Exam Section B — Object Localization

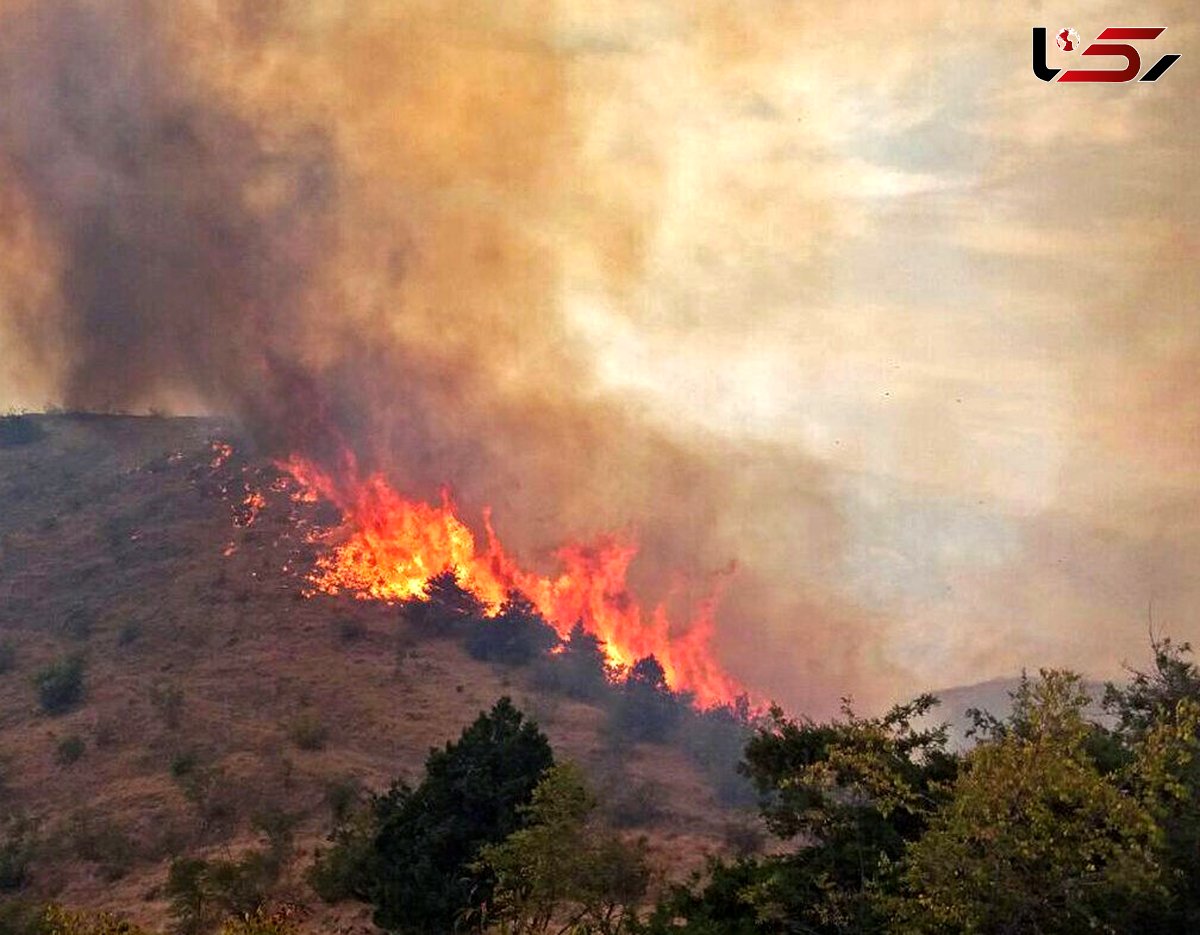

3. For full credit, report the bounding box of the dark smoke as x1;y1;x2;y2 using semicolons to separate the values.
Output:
0;0;343;456
0;0;859;713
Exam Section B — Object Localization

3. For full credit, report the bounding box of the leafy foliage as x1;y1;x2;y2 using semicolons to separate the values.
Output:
474;762;650;935
643;693;957;935
646;651;1200;935
892;671;1162;933
312;697;555;934
308;805;375;904
1105;637;1200;929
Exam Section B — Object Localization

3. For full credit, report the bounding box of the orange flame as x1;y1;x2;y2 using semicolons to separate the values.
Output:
282;455;743;708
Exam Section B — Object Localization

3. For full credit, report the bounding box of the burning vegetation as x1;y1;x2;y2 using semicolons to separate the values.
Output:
281;454;746;709
198;438;748;709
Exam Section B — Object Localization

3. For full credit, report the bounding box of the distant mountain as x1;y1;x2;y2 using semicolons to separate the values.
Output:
923;676;1109;749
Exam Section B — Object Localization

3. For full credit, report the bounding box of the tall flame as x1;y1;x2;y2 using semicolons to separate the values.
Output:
283;455;743;708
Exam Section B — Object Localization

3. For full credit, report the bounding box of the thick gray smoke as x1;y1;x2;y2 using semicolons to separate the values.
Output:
0;1;349;457
0;0;867;713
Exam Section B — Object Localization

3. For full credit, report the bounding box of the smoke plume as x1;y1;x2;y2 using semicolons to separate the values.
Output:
0;0;855;711
3;0;1197;713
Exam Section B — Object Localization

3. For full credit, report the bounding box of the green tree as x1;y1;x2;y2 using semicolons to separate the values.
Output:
474;762;649;935
464;592;560;666
643;694;956;934
369;697;555;933
639;859;765;935
610;657;683;744
892;671;1163;934
1105;638;1200;928
751;695;956;932
407;571;486;630
535;622;612;702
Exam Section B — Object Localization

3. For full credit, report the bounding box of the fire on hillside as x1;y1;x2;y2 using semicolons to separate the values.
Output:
206;440;745;708
281;454;746;709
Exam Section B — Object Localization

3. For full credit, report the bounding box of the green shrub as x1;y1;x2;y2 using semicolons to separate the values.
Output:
34;654;86;715
55;735;86;766
170;750;200;778
0;640;15;675
288;712;328;751
0;899;48;935
250;808;298;871
314;697;554;933
532;621;612;701
66;811;136;882
475;762;650;934
404;571;485;630
166;853;277;935
323;777;363;823
39;906;152;935
309;807;375;904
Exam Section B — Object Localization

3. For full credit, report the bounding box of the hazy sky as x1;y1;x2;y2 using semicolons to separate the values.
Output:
1;0;1197;712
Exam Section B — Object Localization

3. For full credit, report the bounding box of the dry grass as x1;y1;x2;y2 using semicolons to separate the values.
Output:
0;415;744;930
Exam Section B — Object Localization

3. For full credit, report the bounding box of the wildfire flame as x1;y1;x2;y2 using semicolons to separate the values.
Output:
282;455;744;708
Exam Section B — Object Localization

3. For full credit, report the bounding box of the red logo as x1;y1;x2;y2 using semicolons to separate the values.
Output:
1033;27;1180;82
1056;28;1081;52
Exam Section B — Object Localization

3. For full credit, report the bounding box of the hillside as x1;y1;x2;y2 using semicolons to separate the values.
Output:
0;414;752;930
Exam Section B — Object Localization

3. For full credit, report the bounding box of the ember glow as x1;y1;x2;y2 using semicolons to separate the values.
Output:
283;456;744;708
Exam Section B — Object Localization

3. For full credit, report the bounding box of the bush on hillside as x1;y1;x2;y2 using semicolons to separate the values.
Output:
464;591;559;666
34;655;86;715
609;656;684;743
312;697;554;935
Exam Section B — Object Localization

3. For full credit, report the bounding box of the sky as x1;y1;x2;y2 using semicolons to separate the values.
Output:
0;0;1197;713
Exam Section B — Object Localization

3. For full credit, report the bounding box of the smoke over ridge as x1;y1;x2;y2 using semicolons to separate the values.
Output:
2;0;1198;713
0;0;854;711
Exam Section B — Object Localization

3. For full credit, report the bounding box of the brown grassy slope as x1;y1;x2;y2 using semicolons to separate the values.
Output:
0;414;745;930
